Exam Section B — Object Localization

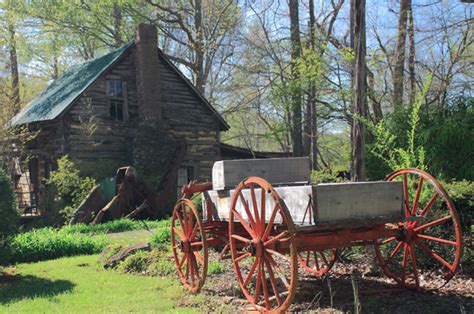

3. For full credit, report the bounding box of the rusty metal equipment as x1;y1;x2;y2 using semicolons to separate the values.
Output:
170;158;463;312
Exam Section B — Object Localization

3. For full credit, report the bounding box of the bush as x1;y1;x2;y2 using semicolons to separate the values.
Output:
443;180;473;235
46;155;97;224
311;167;349;184
116;251;150;274
149;219;171;250
4;228;108;264
0;169;19;237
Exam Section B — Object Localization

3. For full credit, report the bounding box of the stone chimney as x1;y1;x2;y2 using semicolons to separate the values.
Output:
135;23;162;122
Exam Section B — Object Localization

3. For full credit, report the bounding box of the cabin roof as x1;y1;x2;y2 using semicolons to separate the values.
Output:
9;43;229;130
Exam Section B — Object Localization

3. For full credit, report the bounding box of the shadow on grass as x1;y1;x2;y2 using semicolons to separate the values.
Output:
0;275;75;305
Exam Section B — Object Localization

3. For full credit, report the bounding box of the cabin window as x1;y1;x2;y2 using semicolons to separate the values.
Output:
106;79;127;121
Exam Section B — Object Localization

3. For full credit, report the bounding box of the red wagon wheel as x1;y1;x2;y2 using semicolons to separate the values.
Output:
229;177;298;313
298;249;337;276
171;198;208;293
375;168;462;290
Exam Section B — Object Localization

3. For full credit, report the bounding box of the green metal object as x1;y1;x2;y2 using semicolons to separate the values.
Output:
99;177;116;201
9;43;133;127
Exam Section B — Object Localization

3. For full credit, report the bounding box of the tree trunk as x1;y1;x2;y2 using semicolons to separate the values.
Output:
289;0;303;157
112;3;123;48
407;0;416;105
194;0;205;94
351;0;367;182
8;17;20;116
309;0;318;170
392;0;410;107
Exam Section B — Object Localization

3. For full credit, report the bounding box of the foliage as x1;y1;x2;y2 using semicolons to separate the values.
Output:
3;228;108;264
311;166;349;184
208;260;226;275
63;218;161;235
0;168;19;237
364;74;431;176
46;155;97;224
443;180;474;235
421;97;474;181
116;250;149;274
149;219;171;250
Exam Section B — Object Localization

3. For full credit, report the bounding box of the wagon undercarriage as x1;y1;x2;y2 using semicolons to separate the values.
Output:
170;158;462;312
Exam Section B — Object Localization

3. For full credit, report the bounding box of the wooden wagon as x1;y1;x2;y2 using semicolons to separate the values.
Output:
171;158;462;312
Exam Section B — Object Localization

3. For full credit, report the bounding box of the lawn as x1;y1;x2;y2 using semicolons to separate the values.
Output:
0;227;217;313
0;254;207;313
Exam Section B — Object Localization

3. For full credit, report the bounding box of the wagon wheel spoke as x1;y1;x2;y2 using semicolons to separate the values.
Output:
383;237;396;244
417;234;457;246
264;257;282;307
262;205;279;240
239;191;257;231
232;209;257;238
260;188;266;235
253;261;263;305
179;254;186;270
419;192;439;217
244;258;259;287
188;207;194;237
414;215;452;232
414;239;453;271
266;253;290;290
264;231;288;247
249;184;261;235
411;177;424;215
403;174;411;216
173;227;186;241
231;234;251;243
235;252;251;263
401;244;409;284
386;241;404;264
408;244;420;287
261;262;271;309
193;251;204;265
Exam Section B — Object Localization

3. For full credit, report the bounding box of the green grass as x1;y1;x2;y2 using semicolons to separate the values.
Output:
62;218;162;235
0;255;204;313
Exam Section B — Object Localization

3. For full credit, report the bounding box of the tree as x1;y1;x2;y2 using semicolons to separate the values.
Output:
392;0;410;107
351;0;367;181
289;0;302;157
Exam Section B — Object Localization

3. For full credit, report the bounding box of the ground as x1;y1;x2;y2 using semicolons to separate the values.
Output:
1;229;472;313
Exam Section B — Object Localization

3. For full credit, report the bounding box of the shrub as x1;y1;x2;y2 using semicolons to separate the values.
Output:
443;180;473;235
311;167;349;184
149;219;171;250
46;155;97;224
5;228;108;264
116;251;150;274
0;169;19;237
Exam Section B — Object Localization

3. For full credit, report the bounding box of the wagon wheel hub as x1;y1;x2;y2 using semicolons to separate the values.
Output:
402;225;417;243
179;239;191;253
248;238;265;258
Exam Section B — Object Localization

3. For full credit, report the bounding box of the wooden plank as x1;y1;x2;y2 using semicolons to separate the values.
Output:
314;181;403;224
212;157;310;190
204;185;313;225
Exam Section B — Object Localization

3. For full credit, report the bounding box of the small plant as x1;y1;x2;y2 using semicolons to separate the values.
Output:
63;218;161;235
149;219;171;250
208;260;225;275
116;251;150;274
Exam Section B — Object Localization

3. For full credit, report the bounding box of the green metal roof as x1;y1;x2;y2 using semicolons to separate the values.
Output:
9;43;133;127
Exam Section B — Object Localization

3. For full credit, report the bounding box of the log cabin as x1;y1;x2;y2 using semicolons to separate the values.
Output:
8;24;233;215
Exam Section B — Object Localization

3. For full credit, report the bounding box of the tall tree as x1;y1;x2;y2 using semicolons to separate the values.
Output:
392;0;410;106
351;0;367;181
289;0;302;157
7;12;20;115
407;0;416;105
307;0;318;169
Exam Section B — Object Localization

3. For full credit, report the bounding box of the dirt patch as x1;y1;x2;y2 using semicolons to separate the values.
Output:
0;267;19;285
199;251;474;313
